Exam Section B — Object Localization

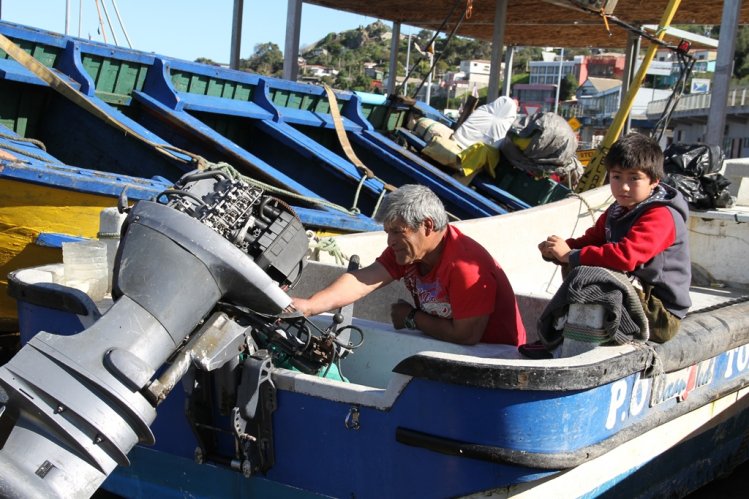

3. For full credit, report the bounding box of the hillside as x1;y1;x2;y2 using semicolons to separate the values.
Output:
217;21;749;96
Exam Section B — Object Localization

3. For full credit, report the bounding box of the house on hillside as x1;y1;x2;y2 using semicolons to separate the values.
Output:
299;64;339;83
586;53;625;79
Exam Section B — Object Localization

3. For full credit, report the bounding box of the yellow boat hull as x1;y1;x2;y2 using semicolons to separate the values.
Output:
0;177;119;331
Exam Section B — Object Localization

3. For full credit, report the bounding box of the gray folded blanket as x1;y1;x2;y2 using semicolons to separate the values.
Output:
538;265;649;349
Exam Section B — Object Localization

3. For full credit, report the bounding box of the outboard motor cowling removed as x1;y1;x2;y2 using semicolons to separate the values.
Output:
0;170;355;498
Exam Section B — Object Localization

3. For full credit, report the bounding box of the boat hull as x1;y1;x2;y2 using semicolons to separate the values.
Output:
9;263;749;497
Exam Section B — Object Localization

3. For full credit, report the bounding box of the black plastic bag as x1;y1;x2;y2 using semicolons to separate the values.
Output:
662;143;733;210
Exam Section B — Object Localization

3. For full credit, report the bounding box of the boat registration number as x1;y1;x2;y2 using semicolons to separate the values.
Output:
650;358;715;406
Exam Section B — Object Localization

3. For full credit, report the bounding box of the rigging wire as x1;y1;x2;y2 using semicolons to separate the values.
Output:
93;0;108;43
99;0;120;46
395;0;465;97
650;49;695;143
110;0;133;48
409;6;469;101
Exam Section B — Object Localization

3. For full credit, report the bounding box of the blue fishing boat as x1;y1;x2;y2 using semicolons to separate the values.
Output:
0;20;514;220
2;159;749;497
0;81;379;330
0;19;406;329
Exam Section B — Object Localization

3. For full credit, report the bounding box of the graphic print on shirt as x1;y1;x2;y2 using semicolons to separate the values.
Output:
404;270;452;318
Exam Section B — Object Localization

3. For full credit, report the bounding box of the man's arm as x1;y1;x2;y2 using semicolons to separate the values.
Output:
391;301;489;345
292;261;393;317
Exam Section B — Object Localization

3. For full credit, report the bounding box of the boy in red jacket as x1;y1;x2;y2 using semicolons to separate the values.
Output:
539;133;691;342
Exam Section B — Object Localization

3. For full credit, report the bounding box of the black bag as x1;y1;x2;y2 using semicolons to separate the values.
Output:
662;143;733;210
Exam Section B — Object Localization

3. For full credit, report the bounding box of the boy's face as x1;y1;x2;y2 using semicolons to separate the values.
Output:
608;167;659;209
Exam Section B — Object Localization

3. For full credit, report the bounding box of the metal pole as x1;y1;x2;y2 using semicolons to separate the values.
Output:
111;0;133;48
404;33;412;95
78;0;82;37
387;21;400;95
554;47;564;114
426;51;433;105
283;0;302;81
487;0;508;102
65;0;70;35
622;31;641;135
230;0;244;70
502;46;514;97
706;0;742;148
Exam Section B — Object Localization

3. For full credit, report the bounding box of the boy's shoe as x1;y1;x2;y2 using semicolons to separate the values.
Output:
518;340;553;359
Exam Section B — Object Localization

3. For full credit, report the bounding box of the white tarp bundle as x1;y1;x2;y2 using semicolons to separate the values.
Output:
452;96;518;149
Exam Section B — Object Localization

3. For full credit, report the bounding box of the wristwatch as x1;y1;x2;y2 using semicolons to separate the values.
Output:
405;307;418;329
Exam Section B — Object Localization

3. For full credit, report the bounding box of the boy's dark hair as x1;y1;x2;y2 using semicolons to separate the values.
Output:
604;133;664;181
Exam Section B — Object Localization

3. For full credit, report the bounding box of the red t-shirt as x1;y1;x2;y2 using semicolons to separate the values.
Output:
376;225;527;345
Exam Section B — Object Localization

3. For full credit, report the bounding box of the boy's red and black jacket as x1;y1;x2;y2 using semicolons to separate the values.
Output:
566;183;692;318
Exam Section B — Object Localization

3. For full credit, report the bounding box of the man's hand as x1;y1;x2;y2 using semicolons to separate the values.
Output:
538;235;571;264
290;297;313;317
391;299;414;330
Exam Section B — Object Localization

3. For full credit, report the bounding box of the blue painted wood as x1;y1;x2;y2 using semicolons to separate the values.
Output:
35;232;88;247
251;78;281;121
0;57;43;84
55;40;95;96
342;93;375;131
142;57;182;111
475;180;533;211
178;91;273;121
0;18;535;230
131;90;375;213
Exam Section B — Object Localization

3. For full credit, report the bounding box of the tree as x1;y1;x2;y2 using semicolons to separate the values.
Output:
559;73;579;101
194;57;219;66
734;26;749;81
241;42;283;77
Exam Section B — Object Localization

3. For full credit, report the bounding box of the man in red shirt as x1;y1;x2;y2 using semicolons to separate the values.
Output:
292;185;526;346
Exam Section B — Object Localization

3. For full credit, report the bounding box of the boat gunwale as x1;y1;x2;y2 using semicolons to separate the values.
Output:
394;299;749;391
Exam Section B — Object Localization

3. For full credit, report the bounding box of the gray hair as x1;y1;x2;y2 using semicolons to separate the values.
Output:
374;184;449;230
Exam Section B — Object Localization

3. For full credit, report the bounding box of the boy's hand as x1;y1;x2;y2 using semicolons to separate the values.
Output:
539;235;571;264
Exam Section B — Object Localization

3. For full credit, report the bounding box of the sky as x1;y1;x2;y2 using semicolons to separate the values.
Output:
0;0;418;64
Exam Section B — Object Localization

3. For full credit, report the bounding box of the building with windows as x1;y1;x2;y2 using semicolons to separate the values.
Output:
586;53;626;79
528;55;586;85
512;84;558;115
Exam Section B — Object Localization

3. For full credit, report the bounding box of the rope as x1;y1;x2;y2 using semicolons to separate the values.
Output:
0;142;65;165
306;230;349;265
206;162;359;215
0;132;48;151
350;175;367;215
322;84;397;192
322;83;397;215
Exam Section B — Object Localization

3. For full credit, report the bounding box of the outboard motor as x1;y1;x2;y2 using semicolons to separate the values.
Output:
0;170;322;497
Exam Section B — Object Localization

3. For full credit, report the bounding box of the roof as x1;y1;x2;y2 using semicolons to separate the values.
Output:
305;1;748;49
582;77;622;91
